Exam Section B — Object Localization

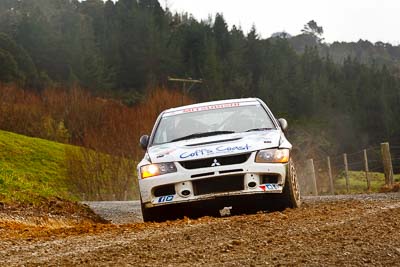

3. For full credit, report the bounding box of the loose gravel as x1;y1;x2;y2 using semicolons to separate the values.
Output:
1;193;400;266
82;201;142;224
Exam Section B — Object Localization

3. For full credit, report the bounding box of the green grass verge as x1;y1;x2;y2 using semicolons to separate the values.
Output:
335;170;400;194
0;130;77;204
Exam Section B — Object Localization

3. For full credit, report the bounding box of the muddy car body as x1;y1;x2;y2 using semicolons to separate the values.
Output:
137;98;300;221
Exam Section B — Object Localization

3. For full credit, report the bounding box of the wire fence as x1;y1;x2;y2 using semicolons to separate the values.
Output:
297;143;400;196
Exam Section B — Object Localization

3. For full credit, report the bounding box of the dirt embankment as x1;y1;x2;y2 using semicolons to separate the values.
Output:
0;197;107;233
1;194;400;266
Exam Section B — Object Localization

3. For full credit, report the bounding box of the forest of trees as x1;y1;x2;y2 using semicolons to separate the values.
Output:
0;0;400;156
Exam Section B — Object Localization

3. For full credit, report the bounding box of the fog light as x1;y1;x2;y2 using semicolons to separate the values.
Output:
248;181;257;188
180;189;191;197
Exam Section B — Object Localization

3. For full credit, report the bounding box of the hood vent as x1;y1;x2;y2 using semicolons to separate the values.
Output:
185;137;242;147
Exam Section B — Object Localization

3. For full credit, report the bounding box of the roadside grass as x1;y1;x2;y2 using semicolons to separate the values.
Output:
334;170;400;194
0;130;76;204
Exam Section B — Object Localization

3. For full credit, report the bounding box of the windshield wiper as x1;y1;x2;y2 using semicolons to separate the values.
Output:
171;131;235;142
246;127;275;132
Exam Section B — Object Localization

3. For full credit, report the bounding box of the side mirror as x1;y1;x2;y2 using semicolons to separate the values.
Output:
139;135;149;150
278;118;288;132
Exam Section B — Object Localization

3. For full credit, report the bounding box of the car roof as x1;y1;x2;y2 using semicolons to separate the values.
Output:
162;98;261;116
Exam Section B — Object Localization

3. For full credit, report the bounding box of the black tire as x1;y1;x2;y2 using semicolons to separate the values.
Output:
141;201;159;222
255;159;301;212
281;158;301;208
141;200;183;222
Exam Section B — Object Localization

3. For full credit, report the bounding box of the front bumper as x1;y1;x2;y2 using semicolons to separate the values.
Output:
139;153;288;208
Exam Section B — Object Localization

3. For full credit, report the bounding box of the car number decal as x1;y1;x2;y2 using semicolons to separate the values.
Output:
158;195;174;203
259;184;280;191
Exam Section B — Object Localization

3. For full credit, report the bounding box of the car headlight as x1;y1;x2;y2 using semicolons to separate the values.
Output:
140;162;177;179
255;148;289;163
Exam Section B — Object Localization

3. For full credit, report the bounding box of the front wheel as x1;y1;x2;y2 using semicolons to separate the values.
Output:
281;159;301;208
141;200;183;222
141;201;159;222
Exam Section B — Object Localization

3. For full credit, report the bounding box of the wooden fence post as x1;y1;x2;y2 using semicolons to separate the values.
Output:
381;142;394;186
327;156;335;195
344;153;350;193
363;149;371;191
306;159;318;196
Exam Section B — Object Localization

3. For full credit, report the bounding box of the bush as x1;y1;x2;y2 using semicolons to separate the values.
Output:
0;84;193;200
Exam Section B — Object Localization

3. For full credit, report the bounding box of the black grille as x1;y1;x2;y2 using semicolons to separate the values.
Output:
219;169;243;174
261;174;279;184
180;153;250;169
153;184;175;197
191;172;215;178
193;175;244;196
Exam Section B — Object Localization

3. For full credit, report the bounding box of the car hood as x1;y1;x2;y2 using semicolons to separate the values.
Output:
147;130;287;163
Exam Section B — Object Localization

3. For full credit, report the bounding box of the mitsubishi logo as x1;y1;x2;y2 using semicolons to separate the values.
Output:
211;159;221;167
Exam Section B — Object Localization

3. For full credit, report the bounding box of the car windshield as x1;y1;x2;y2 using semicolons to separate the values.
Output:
152;103;275;145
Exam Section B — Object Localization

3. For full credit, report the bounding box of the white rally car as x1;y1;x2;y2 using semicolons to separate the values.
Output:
137;98;300;222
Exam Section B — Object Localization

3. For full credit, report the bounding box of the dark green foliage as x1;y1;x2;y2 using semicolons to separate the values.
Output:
301;20;324;42
0;0;399;154
0;48;19;81
0;33;38;85
289;34;400;70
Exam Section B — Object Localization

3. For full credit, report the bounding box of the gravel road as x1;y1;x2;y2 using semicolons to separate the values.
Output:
2;193;400;266
83;201;142;224
84;193;400;224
